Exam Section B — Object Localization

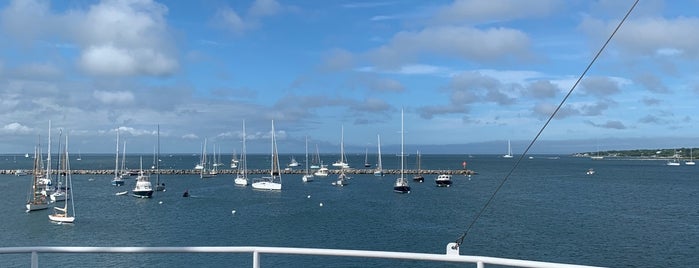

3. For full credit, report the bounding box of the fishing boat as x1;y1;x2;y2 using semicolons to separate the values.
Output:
302;136;314;182
332;125;349;169
49;135;75;224
132;157;154;198
252;120;282;190
111;130;125;186
393;109;410;194
26;147;49;212
288;156;300;168
234;121;249;186
314;162;329;177
435;174;452;187
373;134;384;177
412;150;424;182
503;140;514;158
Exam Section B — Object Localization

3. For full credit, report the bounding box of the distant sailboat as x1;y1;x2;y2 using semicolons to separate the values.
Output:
310;145;321;169
49;135;75;223
412;150;424;182
26;146;48;212
251;120;282;190
667;149;680;166
373;134;384;177
364;147;371;167
302;136;314;182
685;148;695;166
234;121;249;186
393;109;410;194
503;140;514;158
230;149;238;169
111;130;125;186
154;125;165;192
332;125;349;169
200;138;214;178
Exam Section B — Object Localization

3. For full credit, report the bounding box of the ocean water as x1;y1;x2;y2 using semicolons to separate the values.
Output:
1;154;698;267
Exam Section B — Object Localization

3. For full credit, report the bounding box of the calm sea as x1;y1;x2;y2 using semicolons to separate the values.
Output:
1;153;697;267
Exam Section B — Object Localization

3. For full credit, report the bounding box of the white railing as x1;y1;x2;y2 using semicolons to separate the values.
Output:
0;243;603;268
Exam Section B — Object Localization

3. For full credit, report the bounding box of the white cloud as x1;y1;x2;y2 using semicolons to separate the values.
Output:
93;90;135;105
368;26;531;67
216;0;283;34
182;134;199;140
1;122;32;134
434;0;558;25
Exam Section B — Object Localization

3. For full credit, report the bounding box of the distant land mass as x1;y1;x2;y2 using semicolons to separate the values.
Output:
575;148;696;158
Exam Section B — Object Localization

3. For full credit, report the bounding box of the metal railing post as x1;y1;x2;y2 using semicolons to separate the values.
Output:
31;251;38;268
253;250;260;268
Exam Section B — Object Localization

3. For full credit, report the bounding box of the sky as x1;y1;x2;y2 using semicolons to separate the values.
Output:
1;0;698;155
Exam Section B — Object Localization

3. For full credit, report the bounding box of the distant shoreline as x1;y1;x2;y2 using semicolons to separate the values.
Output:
2;169;478;176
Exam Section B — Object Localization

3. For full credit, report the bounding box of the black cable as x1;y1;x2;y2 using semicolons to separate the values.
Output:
454;0;640;247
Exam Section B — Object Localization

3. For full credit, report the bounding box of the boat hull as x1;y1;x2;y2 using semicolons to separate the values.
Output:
50;192;70;202
132;190;153;198
26;202;49;211
49;214;75;223
111;180;125;186
412;176;424;182
251;181;282;190
302;175;314;182
393;186;411;193
234;178;249;186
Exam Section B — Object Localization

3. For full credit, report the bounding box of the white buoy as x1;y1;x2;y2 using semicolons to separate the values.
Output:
307;195;311;198
231;210;236;215
319;203;323;207
159;201;163;204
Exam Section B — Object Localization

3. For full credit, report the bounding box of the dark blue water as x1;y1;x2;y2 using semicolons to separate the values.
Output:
1;154;698;267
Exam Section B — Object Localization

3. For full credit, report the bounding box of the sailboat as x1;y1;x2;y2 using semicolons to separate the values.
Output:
310;145;321;169
76;150;82;161
230;149;238;169
111;130;125;186
373;134;384;176
132;156;154;198
332;125;349;169
412;150;424;182
251;120;282;190
364;147;371;167
667;149;680;166
154;125;165;191
393;109;411;193
50;130;70;202
332;170;349;186
234;121;249;186
26;146;49;212
119;141;130;179
49;135;75;223
200;138;214;178
685;148;695;166
288;156;300;167
502;140;514;158
302;136;314;182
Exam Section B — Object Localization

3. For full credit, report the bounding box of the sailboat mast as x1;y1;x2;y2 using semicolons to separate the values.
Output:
400;109;404;178
156;124;160;186
242;120;247;177
115;130;120;178
305;136;309;174
377;134;382;169
46;120;51;179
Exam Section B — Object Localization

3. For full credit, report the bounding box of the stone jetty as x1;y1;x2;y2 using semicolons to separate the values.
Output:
3;169;477;176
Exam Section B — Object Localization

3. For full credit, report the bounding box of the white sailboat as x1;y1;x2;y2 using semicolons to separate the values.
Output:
230;149;238;169
119;141;130;179
503;140;514;158
288;156;300;167
393;109;410;194
111;129;125;186
373;134;384;177
200;138;214;178
667;149;680;166
26;146;49;212
685;148;695;166
332;125;349;169
132;156;154;198
234;121;249;186
302;136;314;182
252;120;282;190
49;135;75;223
310;144;321;169
412;150;424;182
364;147;371;167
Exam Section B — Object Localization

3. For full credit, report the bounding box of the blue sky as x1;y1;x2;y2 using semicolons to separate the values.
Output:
0;0;698;155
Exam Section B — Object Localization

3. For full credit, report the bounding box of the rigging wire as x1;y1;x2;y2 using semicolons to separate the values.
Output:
454;0;640;247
